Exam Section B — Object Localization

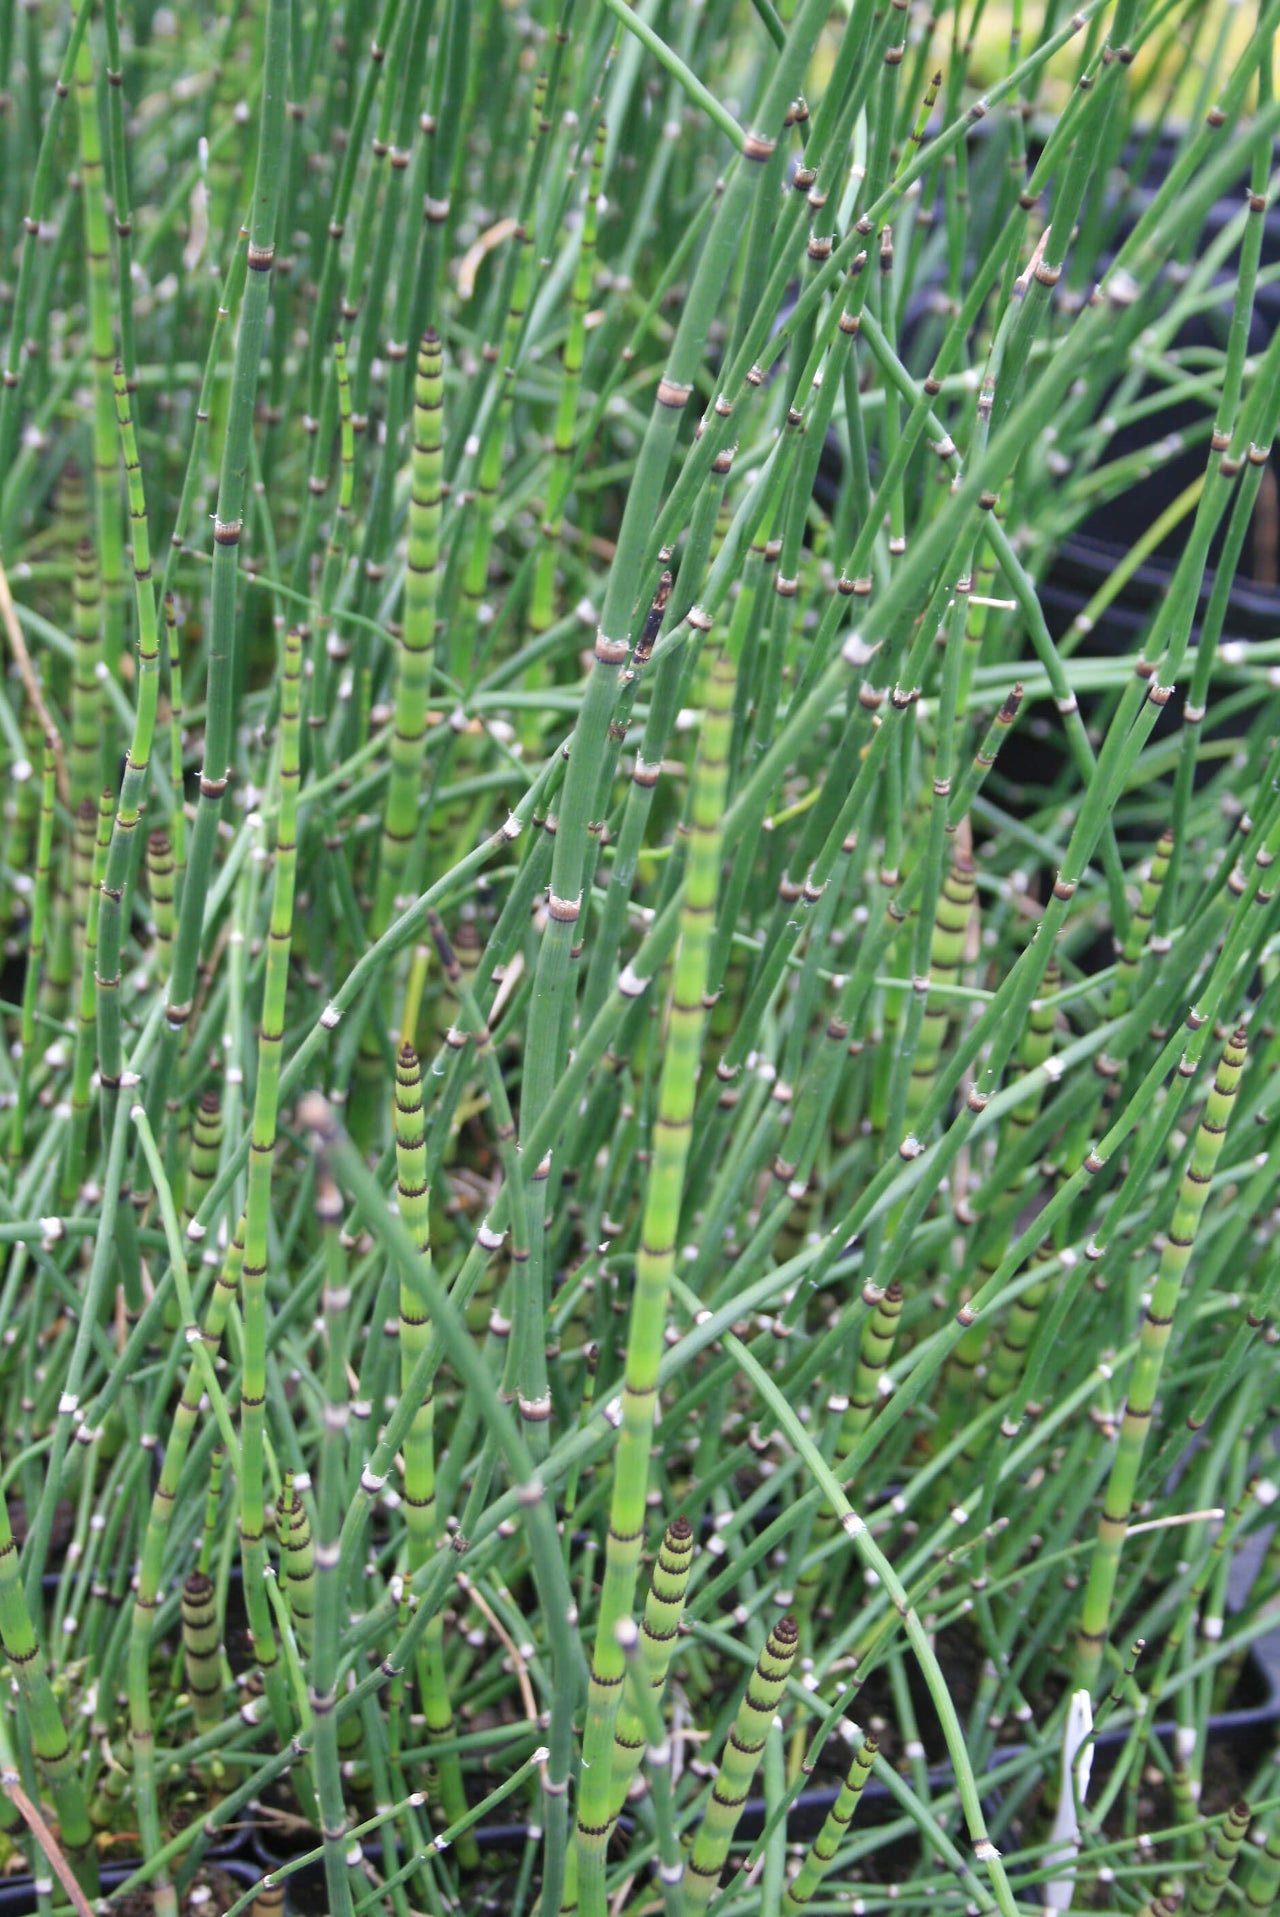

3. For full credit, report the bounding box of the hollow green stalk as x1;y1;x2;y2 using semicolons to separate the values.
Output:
575;641;736;1907
976;1170;1060;1417
682;1617;799;1914
308;333;356;755
127;1107;246;1905
292;0;399;529
529;117;607;638
392;1040;475;1866
520;0;833;1173
773;686;1025;1239
345;327;444;1139
94;363;161;1105
63;787;113;1206
74;35;126;681
69;537;102;806
352;0;460;596
197;1448;224;1582
575;555;687;1036
297;1097;576;1914
99;0;134;384
1085;797;1280;1274
239;626;302;1740
1108;828;1174;1024
277;1471;316;1655
0;0;91;489
609;1615;683;1917
181;1570;225;1740
1074;1025;1249;1695
182;1089;223;1233
1189;1801;1252;1917
95;771;565;1430
988;954;1061;1176
421;910;544;1477
670;1277;1016;1914
944;957;1062;1463
607;1513;694;1821
147;827;175;982
1166;135;1272;918
3;711;42;951
155;239;249;611
312;1173;356;1917
781;1731;878;1911
6;741;54;1177
370;330;442;942
348;1;431;432
0;1485;97;1891
69;790;97;967
153;0;288;1132
807;518;1265;1311
162;593;185;875
791;1280;903;1630
451;82;542;684
904;845;976;1122
1239;1825;1280;1916
0;1714;25;1863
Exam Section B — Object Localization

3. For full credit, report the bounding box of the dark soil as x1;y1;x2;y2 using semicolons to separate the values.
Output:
107;1865;250;1917
994;1724;1262;1906
9;1499;76;1553
824;1601;1270;1779
819;1618;1062;1775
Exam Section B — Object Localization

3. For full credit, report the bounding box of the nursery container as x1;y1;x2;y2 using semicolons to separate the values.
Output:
0;1857;264;1917
1035;131;1280;645
983;1621;1280;1864
807;125;1280;650
118;1645;1280;1909
733;1630;1280;1848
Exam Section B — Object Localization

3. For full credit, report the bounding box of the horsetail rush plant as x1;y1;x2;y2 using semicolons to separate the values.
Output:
7;1;1280;1915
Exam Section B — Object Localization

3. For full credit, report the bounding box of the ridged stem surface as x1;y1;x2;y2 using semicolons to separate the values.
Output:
1074;1026;1249;1694
575;642;735;1908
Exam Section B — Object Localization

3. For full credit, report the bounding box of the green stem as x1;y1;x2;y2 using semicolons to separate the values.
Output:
781;1732;878;1911
155;0;289;1110
371;330;443;939
607;1514;694;1822
239;627;303;1750
682;1619;799;1914
74;36;127;684
575;640;736;1908
1074;1025;1249;1695
0;1490;98;1892
392;1041;476;1866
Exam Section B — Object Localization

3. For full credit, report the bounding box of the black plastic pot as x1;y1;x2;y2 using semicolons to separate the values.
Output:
1032;131;1280;604
0;1857;263;1916
693;1612;1280;1868
7;1574;253;1902
248;1794;937;1913
804;125;1280;656
238;1633;1280;1909
987;1626;1280;1862
1057;128;1280;592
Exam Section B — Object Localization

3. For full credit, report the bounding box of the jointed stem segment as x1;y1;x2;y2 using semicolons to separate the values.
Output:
393;1040;475;1866
782;1732;879;1911
683;1616;800;1914
1074;1025;1249;1694
607;1514;694;1822
374;330;443;941
575;642;737;1912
